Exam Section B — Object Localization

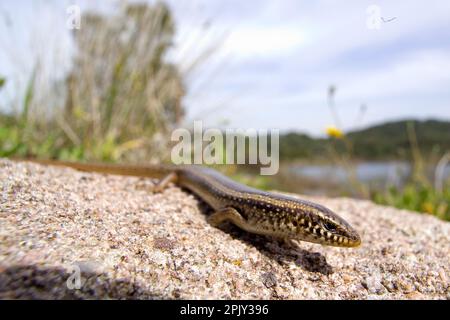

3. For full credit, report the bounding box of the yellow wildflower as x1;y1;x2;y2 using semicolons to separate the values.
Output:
326;126;344;139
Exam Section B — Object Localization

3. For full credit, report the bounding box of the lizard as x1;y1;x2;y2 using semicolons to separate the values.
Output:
22;159;361;248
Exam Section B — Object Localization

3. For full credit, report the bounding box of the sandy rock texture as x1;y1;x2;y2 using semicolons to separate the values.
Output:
0;159;449;299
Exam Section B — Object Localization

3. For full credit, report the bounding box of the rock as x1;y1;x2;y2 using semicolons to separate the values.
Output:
362;273;386;295
0;159;449;299
261;272;277;288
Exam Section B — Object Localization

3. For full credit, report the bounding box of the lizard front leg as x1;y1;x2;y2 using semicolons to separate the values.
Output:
207;207;250;231
152;172;178;193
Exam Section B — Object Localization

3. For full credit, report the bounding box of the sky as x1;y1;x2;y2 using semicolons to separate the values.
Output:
1;0;450;136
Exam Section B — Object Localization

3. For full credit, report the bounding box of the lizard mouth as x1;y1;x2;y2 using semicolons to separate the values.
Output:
346;236;361;247
333;232;361;247
313;229;361;247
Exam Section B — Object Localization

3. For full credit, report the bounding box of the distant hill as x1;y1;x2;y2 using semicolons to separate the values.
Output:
279;119;450;161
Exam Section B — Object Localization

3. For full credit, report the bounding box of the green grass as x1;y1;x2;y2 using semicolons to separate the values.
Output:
373;180;450;221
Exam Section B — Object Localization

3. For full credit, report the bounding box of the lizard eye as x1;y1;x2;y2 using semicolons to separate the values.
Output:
323;221;337;232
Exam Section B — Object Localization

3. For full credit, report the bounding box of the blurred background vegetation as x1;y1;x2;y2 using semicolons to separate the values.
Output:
0;1;449;221
1;2;184;162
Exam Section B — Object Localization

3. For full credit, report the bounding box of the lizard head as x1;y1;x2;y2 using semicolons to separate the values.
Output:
265;194;361;247
291;200;361;247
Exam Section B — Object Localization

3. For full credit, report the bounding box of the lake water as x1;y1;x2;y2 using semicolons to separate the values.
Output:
290;161;450;188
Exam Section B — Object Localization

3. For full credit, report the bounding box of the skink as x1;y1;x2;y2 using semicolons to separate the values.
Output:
23;160;361;248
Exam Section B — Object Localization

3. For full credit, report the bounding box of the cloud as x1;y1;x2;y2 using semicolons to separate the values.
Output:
174;0;450;135
223;25;305;57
